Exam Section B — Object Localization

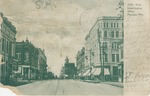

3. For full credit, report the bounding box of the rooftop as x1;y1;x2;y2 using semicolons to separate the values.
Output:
0;12;17;33
98;16;123;20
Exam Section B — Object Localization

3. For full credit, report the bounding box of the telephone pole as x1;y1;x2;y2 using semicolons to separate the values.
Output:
97;28;106;82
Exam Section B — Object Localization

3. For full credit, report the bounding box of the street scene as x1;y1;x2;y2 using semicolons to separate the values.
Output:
0;0;124;95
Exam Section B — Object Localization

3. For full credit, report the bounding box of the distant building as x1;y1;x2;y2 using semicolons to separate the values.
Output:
76;47;85;76
85;16;123;81
15;38;39;80
0;13;17;84
64;57;77;79
37;48;47;79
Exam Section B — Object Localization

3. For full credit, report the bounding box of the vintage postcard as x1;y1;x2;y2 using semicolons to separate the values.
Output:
0;0;150;96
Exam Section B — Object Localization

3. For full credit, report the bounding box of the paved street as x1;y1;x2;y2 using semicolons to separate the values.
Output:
17;80;123;95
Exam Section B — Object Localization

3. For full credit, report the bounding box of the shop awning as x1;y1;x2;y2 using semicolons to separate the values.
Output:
91;68;110;75
104;68;110;75
92;68;101;75
82;69;90;76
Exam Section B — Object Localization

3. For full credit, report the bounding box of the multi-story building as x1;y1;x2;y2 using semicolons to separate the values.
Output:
76;47;85;76
37;48;47;79
85;16;123;81
0;13;17;84
15;38;39;80
64;57;77;79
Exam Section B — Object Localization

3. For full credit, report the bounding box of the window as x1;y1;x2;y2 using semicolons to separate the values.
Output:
116;43;119;49
25;52;29;62
112;43;115;49
112;42;119;49
104;31;107;38
112;54;115;62
122;23;124;28
2;38;5;52
122;31;124;38
16;53;21;60
117;23;119;28
105;54;108;62
107;23;109;28
114;23;116;28
111;23;113;28
104;42;107;49
116;31;119;38
121;48;124;59
116;54;119;62
111;31;114;38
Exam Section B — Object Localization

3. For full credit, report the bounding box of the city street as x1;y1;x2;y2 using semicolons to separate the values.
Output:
17;80;123;95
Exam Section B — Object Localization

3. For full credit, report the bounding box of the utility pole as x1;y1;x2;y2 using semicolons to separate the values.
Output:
97;29;102;80
97;28;105;82
102;43;105;82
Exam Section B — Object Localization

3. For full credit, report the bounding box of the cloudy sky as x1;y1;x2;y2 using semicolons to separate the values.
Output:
0;0;119;76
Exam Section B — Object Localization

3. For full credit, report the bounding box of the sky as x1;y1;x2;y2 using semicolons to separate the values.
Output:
0;0;119;76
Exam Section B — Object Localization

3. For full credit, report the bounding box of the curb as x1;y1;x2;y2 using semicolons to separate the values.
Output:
103;83;123;88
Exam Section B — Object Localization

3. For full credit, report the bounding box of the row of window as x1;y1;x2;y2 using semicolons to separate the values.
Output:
2;38;14;55
90;42;121;53
112;42;119;49
104;31;124;38
104;54;119;62
100;22;124;28
112;54;119;62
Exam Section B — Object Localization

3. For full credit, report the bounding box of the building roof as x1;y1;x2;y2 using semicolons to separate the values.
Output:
16;39;37;50
0;12;17;34
98;16;123;20
85;16;123;41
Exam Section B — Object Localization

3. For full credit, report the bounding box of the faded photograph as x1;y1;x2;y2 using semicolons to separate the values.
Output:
0;0;124;95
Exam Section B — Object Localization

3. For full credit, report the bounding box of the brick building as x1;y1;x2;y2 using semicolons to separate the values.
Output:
0;13;17;84
37;48;47;79
15;38;39;80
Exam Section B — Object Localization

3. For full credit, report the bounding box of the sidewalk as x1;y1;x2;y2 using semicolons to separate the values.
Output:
102;82;123;88
80;79;101;83
7;79;38;86
80;79;123;88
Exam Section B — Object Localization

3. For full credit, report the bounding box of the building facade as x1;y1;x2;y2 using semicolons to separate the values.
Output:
0;13;17;84
85;16;124;81
64;57;77;79
15;39;39;80
37;48;47;79
76;47;85;76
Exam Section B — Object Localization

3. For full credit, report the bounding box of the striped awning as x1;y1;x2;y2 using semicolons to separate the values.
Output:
92;68;101;75
104;68;110;75
82;69;90;76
